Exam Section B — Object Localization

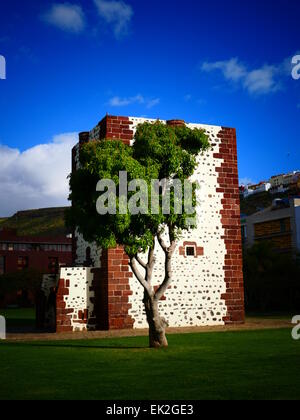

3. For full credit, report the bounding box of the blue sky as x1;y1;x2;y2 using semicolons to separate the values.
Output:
0;0;300;216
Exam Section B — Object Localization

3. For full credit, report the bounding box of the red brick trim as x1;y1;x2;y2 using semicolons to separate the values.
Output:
90;247;134;330
105;116;134;145
79;115;135;146
106;246;134;329
215;127;245;324
83;117;134;325
167;119;186;127
56;278;73;333
179;241;204;258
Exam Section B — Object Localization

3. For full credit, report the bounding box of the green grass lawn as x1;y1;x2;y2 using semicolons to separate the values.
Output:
0;329;299;400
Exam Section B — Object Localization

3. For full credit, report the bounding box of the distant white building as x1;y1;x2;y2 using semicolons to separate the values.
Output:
241;171;300;198
242;182;271;198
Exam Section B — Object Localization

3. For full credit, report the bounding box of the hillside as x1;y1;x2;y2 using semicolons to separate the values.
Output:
0;207;71;237
0;192;296;237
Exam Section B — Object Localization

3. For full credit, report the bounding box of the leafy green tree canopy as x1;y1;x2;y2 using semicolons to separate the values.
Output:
67;121;210;257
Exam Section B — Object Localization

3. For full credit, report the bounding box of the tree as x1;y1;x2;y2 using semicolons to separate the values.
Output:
67;121;210;348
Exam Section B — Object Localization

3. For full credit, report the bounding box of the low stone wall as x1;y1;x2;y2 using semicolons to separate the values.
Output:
56;268;96;332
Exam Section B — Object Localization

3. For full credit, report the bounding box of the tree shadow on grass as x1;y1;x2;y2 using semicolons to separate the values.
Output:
8;342;150;350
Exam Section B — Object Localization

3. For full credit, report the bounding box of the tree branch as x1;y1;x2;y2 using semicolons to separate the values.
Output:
147;244;156;268
155;239;177;301
145;243;156;285
157;231;168;252
135;254;147;269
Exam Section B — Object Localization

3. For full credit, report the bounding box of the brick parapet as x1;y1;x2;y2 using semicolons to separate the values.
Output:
216;127;245;324
105;116;134;145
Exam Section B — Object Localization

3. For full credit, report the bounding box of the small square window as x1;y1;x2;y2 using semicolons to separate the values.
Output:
186;246;196;257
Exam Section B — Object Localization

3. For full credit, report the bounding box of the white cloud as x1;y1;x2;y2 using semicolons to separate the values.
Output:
94;0;133;38
244;65;280;94
201;57;288;95
109;94;144;107
146;98;160;109
202;58;247;83
0;133;78;216
108;94;160;109
42;3;86;33
184;94;192;102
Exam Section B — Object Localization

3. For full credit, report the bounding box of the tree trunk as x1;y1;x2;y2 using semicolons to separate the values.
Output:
144;292;168;348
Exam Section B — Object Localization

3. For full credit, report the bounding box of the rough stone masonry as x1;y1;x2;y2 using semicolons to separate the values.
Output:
56;116;245;333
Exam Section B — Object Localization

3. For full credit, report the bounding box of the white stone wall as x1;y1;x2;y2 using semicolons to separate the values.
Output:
74;228;102;268
89;125;100;141
74;118;228;329
60;267;95;331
